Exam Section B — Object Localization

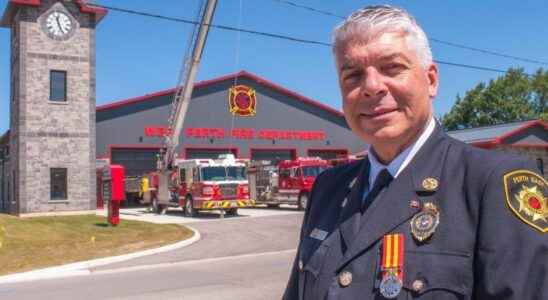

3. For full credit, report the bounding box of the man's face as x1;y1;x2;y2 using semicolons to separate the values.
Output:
336;31;438;150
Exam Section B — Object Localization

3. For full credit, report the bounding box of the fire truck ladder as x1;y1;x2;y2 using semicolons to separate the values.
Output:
156;0;218;208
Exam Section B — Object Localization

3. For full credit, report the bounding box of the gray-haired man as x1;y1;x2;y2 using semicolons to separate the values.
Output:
284;5;547;300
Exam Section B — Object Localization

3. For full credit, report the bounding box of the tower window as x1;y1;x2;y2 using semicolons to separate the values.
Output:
50;70;67;102
50;168;67;200
537;158;544;175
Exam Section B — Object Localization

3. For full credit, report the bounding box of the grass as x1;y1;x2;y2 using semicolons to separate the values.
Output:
0;214;193;276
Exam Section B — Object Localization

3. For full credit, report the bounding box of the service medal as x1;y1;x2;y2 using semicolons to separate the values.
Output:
410;202;440;242
380;234;405;299
380;272;403;299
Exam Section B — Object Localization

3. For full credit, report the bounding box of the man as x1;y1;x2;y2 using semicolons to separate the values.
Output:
284;5;547;300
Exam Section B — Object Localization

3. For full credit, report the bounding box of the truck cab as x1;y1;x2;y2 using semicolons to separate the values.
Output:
175;154;253;216
249;157;330;210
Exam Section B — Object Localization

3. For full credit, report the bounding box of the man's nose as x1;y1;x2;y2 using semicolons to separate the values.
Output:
361;67;387;98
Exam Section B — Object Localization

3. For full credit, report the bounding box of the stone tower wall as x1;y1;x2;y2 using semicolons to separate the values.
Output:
10;0;96;214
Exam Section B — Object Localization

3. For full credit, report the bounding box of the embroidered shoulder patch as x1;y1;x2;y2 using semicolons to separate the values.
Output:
503;170;547;233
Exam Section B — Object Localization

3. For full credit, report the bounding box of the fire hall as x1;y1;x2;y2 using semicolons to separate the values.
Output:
0;1;546;216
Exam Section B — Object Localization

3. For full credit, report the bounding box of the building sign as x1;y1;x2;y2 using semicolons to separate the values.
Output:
185;127;325;141
228;85;256;117
144;127;173;137
143;126;325;140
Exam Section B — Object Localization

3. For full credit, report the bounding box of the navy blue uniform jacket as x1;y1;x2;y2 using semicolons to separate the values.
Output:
283;124;548;300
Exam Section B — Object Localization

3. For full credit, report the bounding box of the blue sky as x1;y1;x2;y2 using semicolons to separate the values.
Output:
1;0;547;134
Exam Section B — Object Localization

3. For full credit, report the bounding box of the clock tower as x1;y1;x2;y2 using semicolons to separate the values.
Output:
1;1;106;215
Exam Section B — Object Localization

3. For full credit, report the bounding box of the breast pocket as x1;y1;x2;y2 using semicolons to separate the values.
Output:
401;251;473;300
299;237;331;300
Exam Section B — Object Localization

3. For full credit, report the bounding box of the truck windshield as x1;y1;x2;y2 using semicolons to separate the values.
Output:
302;166;328;177
201;167;246;181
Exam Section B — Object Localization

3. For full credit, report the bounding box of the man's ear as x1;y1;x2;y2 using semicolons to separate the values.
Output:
427;63;439;99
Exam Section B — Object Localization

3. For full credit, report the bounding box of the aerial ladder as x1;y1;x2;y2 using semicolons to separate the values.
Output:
154;0;218;211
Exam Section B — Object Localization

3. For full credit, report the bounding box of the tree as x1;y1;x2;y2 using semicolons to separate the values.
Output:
442;68;547;130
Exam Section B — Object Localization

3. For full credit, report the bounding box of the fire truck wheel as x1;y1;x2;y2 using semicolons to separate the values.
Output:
184;197;197;217
226;208;238;216
266;204;280;209
298;193;308;211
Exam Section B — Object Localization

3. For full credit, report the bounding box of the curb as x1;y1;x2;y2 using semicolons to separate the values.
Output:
0;225;201;285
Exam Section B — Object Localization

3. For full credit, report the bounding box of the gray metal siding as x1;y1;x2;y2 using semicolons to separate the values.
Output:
96;77;365;161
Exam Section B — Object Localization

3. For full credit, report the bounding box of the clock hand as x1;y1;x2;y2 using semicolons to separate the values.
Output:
55;17;65;34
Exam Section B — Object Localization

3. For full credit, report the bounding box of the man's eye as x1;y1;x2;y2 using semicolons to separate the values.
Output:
344;72;361;82
382;63;404;74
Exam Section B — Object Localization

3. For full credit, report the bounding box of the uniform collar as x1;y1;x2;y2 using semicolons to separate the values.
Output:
367;117;436;190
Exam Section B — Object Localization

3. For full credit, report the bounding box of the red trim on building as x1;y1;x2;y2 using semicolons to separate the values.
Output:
7;0;39;6
468;120;547;149
497;143;548;149
1;0;107;27
74;0;108;21
306;148;349;157
248;147;297;160
470;140;498;149
97;88;176;112
183;146;239;159
96;71;344;118
495;120;548;144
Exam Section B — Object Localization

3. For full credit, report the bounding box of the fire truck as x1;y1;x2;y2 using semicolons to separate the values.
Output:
248;157;330;210
147;154;253;216
145;0;221;215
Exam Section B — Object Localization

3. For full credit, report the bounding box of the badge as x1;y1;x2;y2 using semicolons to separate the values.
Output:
422;177;439;191
228;85;257;117
310;228;328;241
380;234;404;299
503;170;547;233
410;202;440;242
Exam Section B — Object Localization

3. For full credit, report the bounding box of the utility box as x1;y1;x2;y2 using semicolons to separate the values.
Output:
101;165;125;225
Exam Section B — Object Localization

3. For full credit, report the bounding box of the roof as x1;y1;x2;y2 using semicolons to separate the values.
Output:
1;0;107;27
447;119;547;147
96;70;345;118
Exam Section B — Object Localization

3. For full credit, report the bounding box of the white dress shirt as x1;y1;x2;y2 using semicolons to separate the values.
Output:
364;117;436;200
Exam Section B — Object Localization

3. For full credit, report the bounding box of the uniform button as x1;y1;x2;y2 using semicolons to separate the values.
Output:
298;260;304;272
338;271;353;287
412;279;425;292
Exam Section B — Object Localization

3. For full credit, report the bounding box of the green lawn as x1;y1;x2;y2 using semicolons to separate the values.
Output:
0;214;193;276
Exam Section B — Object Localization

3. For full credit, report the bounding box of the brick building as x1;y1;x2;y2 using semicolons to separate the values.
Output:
0;0;106;215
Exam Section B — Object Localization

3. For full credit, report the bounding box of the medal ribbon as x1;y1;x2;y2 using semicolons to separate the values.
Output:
381;233;404;281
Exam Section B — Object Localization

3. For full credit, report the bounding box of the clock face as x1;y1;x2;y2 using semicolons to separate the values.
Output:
45;11;73;38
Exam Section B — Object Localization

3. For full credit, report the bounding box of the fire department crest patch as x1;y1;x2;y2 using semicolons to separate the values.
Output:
228;85;256;117
503;170;547;233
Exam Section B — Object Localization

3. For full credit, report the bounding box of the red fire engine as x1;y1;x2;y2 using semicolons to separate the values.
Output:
146;154;253;216
248;157;330;210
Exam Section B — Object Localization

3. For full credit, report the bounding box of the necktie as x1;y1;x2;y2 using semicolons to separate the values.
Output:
361;169;393;213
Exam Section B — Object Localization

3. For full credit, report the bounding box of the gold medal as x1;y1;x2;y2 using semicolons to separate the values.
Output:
410;202;440;242
422;177;439;191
